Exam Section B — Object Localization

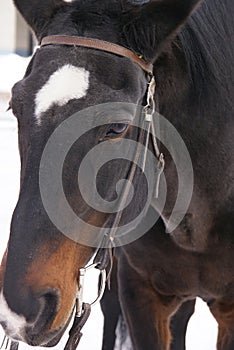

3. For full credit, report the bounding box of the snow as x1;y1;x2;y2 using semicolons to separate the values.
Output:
0;54;218;349
0;54;31;94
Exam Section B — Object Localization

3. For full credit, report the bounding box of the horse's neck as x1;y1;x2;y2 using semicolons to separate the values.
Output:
154;44;233;206
156;42;231;132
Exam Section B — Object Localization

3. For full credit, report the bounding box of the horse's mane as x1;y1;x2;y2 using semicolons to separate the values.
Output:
63;0;233;109
117;0;234;110
178;0;234;109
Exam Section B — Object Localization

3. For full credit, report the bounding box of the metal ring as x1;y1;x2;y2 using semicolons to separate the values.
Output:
90;269;106;307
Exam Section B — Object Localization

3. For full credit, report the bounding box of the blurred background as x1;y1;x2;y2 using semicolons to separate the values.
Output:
0;0;32;101
0;1;218;349
0;0;33;58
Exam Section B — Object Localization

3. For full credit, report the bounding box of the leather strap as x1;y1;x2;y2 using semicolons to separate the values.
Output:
40;35;153;75
10;342;19;350
64;303;91;350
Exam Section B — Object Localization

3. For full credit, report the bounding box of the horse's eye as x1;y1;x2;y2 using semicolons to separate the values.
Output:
105;123;128;138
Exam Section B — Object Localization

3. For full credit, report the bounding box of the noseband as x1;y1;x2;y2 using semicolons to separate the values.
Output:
3;36;164;350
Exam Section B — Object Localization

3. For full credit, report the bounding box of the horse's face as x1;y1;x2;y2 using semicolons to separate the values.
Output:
0;0;201;346
0;45;147;348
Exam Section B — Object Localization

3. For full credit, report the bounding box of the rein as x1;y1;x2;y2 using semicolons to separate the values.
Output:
3;36;164;350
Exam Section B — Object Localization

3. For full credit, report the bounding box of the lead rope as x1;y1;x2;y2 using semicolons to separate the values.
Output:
64;303;91;350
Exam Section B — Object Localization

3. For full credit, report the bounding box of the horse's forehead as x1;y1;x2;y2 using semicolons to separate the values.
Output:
16;47;146;125
35;64;90;123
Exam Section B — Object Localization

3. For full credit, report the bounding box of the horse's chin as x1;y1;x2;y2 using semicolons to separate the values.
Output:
1;324;64;348
8;313;73;348
23;325;67;347
23;309;74;347
38;330;65;347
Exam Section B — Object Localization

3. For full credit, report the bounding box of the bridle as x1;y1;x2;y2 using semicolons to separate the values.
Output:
40;35;154;75
2;35;164;350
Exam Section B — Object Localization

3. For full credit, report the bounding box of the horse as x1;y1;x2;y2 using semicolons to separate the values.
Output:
0;0;233;349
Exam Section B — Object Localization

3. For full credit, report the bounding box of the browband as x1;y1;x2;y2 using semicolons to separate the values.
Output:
40;35;153;75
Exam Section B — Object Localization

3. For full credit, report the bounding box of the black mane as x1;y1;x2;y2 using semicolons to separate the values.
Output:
118;0;234;110
64;0;233;110
178;0;234;109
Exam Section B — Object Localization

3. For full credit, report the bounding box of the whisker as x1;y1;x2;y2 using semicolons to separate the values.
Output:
0;336;9;350
0;336;7;349
0;336;5;349
5;338;9;350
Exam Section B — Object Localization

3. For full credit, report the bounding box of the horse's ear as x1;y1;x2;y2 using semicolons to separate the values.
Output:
123;0;202;61
13;0;66;40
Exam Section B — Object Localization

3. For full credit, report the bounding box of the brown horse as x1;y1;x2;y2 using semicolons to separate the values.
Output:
0;0;234;349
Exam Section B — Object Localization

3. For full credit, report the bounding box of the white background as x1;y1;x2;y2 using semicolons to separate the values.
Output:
0;55;218;349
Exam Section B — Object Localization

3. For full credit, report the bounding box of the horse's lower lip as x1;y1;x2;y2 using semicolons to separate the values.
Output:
26;332;63;347
24;327;65;347
24;308;74;347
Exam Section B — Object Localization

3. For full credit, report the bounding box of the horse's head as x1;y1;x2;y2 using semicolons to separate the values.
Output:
0;0;201;346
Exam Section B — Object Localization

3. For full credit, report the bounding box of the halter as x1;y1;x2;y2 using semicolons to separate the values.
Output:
2;36;164;350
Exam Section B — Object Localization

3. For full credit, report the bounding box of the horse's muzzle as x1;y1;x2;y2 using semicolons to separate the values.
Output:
24;309;72;347
0;288;70;347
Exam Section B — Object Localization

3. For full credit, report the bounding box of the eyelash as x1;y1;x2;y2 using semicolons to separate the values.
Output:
105;123;128;138
8;97;19;116
7;99;12;112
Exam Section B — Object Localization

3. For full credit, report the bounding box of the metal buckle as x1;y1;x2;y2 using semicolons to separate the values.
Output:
76;263;106;317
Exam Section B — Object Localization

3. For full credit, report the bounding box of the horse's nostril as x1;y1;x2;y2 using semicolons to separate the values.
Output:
32;289;59;334
39;289;59;312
